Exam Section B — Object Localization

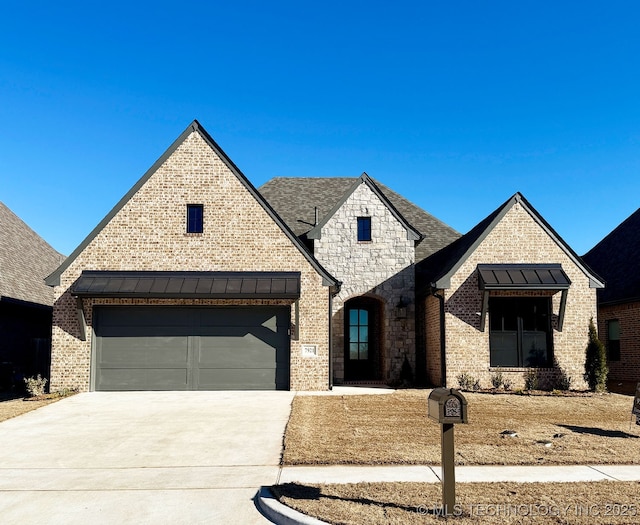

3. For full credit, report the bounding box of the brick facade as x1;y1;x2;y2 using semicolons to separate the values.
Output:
598;302;640;385
50;129;332;392
314;181;416;384
425;200;597;390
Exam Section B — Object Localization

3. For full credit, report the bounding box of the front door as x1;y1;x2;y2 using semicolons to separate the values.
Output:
344;298;379;381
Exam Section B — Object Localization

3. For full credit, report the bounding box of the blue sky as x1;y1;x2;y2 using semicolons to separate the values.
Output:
1;1;639;256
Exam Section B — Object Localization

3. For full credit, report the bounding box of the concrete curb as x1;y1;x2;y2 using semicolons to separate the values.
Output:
256;486;329;525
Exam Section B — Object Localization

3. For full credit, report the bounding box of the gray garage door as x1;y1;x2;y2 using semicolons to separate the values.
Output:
93;306;290;391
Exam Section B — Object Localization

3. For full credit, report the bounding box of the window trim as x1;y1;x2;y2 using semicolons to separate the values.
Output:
186;204;204;234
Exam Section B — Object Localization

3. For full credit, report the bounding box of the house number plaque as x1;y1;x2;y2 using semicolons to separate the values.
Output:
445;397;461;418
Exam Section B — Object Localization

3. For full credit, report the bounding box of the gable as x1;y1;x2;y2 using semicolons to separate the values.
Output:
259;176;459;261
306;174;421;242
420;193;603;291
46;121;337;288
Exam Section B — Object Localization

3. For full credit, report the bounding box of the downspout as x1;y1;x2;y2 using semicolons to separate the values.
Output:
328;288;333;390
328;283;342;390
430;286;447;387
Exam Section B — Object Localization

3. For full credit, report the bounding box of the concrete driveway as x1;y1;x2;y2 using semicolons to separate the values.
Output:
0;391;295;524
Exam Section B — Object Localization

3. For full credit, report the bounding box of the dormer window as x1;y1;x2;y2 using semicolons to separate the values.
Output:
357;216;371;242
187;204;204;233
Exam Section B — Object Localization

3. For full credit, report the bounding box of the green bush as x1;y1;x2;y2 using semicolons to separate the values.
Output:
584;318;608;393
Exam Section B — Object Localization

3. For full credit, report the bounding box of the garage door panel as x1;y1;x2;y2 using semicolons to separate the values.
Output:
100;336;189;366
97;368;189;391
195;310;282;329
98;326;193;337
94;306;290;391
97;308;193;328
198;335;278;366
196;368;287;390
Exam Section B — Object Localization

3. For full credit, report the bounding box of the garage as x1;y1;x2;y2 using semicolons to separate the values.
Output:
93;306;290;391
68;270;301;391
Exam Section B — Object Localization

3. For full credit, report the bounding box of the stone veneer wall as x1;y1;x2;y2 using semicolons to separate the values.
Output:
51;131;331;392
426;201;596;390
598;301;640;386
314;181;416;384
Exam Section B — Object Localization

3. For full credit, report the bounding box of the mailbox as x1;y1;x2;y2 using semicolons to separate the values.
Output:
428;388;468;424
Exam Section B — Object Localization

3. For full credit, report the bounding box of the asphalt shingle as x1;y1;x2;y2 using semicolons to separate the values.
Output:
259;177;460;262
0;202;65;306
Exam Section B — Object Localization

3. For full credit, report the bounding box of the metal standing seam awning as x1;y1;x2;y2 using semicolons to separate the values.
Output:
70;270;301;340
477;264;571;331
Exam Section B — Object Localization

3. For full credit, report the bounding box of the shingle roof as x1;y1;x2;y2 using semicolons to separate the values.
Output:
0;202;65;306
259;177;460;262
417;192;603;292
583;208;640;305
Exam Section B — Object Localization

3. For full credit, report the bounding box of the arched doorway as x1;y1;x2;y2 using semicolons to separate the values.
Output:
344;297;382;381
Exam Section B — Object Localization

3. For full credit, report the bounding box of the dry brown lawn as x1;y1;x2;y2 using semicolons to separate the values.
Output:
273;481;640;524
283;390;639;465
0;393;69;423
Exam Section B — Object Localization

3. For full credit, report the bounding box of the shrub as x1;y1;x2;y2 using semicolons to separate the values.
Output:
502;377;513;391
556;374;572;391
24;374;47;397
490;370;504;389
457;372;480;391
584;318;608;392
524;369;539;391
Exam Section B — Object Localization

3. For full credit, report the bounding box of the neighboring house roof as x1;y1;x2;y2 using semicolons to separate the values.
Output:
583;208;640;305
45;120;339;288
0;202;65;307
417;192;604;291
259;175;460;262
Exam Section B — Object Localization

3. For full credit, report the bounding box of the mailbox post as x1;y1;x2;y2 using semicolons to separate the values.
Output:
428;388;468;515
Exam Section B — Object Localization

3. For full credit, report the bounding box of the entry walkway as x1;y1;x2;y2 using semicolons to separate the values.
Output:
259;464;640;524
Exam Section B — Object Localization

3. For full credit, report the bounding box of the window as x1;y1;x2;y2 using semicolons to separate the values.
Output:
187;204;203;233
357;217;371;241
607;319;621;361
489;297;552;367
348;308;369;360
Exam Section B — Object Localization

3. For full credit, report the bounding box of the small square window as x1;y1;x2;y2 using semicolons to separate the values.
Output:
187;204;203;233
357;217;371;242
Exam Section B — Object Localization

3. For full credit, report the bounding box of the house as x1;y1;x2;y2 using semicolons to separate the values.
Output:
583;208;640;394
46;120;602;392
417;193;604;390
0;202;65;388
